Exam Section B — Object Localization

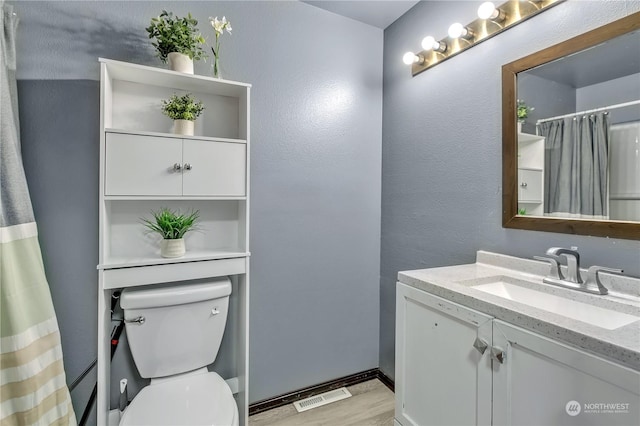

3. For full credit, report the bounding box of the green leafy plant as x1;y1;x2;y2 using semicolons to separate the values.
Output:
161;93;205;121
146;10;207;63
518;208;527;215
141;208;200;240
517;99;534;121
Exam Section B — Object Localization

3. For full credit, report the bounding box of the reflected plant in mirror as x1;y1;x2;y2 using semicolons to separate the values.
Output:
516;99;534;123
502;12;640;240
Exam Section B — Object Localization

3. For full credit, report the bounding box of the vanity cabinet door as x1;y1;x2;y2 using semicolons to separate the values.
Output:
492;320;640;426
395;283;493;426
105;133;182;196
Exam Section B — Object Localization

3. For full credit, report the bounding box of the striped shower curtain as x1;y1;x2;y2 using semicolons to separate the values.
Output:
1;3;76;425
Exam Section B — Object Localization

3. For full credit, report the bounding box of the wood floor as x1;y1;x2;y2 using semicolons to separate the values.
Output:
249;379;395;426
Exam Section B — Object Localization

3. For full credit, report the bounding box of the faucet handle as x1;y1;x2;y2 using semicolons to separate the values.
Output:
584;266;623;295
534;256;564;280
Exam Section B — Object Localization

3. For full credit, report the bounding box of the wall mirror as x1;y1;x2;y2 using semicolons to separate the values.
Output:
502;12;640;240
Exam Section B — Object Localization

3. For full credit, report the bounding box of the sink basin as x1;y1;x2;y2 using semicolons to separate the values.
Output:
470;278;639;330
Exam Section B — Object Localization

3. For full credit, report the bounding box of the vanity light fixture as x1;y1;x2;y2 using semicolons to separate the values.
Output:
402;51;424;65
405;0;565;77
448;22;475;40
421;36;447;53
477;2;507;22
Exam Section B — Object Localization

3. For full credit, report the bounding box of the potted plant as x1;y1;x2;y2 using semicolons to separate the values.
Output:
161;93;205;135
141;207;200;258
517;99;534;133
146;10;207;74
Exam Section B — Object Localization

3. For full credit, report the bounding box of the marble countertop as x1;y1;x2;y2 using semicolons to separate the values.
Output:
398;251;640;371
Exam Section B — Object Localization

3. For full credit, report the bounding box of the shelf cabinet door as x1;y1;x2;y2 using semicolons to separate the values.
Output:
105;133;182;196
182;140;246;196
492;320;640;426
517;168;543;203
395;283;493;426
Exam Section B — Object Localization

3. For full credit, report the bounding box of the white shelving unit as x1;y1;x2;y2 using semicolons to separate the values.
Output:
517;132;545;216
96;58;251;425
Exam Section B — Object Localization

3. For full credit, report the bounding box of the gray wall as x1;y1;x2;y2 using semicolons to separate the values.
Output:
517;73;576;134
380;0;640;378
577;73;640;124
12;0;382;418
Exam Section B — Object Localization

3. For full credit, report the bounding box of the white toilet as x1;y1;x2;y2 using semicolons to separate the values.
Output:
119;277;239;426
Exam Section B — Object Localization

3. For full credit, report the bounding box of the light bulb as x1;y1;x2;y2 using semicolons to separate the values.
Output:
448;23;465;38
478;1;507;22
403;51;419;65
421;36;437;50
448;22;474;40
477;2;497;20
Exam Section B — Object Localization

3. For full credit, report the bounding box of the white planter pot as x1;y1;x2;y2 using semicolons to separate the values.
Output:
161;238;185;258
174;119;195;136
517;121;523;133
168;52;194;74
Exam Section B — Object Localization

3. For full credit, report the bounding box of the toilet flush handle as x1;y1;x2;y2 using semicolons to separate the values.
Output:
211;308;220;316
124;316;145;325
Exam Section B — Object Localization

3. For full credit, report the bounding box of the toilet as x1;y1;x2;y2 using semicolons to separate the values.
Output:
119;277;239;426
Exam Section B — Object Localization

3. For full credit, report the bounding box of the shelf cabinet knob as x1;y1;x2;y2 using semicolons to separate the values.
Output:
184;163;193;170
173;163;182;171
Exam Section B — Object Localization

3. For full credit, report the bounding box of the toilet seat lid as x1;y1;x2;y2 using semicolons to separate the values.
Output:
120;372;237;426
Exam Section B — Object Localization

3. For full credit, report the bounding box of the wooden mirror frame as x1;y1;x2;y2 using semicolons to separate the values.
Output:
502;12;640;241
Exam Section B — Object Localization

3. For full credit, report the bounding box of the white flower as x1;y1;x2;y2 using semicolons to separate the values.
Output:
209;16;232;36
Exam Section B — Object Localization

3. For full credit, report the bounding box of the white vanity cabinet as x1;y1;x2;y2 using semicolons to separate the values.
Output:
395;283;640;426
105;132;246;197
97;59;251;425
395;283;493;426
493;320;640;426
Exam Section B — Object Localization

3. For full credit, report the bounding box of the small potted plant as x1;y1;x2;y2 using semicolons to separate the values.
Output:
517;99;534;133
146;10;207;74
161;93;205;135
141;207;200;258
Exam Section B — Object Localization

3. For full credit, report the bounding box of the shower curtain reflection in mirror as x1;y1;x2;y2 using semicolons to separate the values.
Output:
537;107;640;222
538;113;610;219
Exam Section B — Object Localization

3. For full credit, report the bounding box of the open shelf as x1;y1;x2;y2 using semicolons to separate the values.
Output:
518;132;544;143
105;128;246;145
99;249;249;270
100;58;251;97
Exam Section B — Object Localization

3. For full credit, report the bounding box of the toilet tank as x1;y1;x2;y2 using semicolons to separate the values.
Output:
120;277;232;379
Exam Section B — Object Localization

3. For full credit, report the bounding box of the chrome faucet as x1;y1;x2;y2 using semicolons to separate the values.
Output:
545;247;583;284
534;247;623;295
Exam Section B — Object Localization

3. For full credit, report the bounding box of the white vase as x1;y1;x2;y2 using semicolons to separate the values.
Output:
161;238;185;258
517;121;523;133
167;52;194;74
174;119;194;136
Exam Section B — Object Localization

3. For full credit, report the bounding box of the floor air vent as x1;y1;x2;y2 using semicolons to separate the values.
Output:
293;387;352;412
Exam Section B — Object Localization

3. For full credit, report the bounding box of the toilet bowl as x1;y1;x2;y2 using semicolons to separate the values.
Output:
119;278;238;426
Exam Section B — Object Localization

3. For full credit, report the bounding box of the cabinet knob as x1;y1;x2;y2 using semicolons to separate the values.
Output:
184;163;193;171
473;337;488;355
520;182;528;188
491;346;506;364
173;163;182;171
